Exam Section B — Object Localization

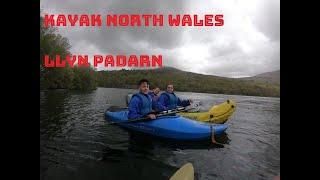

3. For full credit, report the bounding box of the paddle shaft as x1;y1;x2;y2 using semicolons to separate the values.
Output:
107;111;176;125
107;107;192;125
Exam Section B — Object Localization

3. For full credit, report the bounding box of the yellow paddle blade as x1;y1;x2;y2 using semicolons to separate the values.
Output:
170;163;194;180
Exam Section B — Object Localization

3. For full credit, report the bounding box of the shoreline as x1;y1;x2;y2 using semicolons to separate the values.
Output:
40;87;280;98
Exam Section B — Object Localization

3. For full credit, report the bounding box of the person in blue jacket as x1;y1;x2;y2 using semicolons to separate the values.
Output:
157;84;193;111
128;79;156;120
148;87;160;101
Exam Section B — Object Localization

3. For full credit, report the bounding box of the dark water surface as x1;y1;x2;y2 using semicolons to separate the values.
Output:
40;88;280;180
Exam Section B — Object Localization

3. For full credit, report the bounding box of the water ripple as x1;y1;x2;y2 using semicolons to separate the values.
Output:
40;88;280;180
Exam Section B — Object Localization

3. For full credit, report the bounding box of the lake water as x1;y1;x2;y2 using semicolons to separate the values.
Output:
40;88;280;180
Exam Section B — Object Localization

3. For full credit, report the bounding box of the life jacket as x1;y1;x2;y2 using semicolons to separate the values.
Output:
148;91;159;101
162;92;178;109
132;92;152;116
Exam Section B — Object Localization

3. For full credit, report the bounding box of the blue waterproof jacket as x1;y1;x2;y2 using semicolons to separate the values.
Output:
128;92;153;119
156;92;191;111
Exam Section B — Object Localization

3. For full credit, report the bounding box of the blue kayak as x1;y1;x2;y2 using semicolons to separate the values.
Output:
105;110;228;140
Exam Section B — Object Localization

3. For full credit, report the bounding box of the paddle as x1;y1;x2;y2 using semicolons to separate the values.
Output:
148;106;186;115
184;100;201;112
107;107;191;125
169;163;194;180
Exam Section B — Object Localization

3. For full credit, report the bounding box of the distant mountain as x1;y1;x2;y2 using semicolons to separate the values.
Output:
242;70;280;85
97;67;280;97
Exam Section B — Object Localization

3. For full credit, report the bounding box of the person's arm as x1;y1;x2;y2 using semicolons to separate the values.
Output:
128;97;143;119
152;98;158;111
156;95;168;111
177;97;191;107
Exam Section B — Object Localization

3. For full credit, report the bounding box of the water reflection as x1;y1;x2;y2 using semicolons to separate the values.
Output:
41;88;280;180
40;90;71;138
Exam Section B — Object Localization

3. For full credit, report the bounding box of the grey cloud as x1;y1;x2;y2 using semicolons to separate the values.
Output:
253;0;280;41
209;39;241;57
42;0;188;55
203;41;280;77
41;0;280;78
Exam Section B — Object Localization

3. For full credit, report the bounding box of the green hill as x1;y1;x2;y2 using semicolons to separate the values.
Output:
242;70;280;85
97;67;280;97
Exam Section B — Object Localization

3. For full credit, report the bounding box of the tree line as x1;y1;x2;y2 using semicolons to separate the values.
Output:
96;68;280;97
40;14;97;90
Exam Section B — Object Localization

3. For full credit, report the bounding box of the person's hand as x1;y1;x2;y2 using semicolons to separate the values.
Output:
189;99;193;104
147;114;156;119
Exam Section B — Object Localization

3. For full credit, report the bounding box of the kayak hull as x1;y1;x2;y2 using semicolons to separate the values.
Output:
105;111;228;140
178;100;236;124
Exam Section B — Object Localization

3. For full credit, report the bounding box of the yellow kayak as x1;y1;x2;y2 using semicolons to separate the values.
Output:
178;100;236;124
169;163;194;180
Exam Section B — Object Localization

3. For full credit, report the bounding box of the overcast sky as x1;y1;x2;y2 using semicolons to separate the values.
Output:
41;0;280;78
